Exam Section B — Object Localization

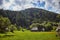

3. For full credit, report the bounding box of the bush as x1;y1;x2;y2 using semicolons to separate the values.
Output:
45;22;53;31
9;24;17;31
0;16;11;33
30;23;40;28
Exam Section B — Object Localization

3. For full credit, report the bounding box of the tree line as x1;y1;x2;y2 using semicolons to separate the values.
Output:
0;8;60;33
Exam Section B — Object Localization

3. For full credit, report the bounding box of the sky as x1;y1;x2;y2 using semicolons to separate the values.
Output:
0;0;60;13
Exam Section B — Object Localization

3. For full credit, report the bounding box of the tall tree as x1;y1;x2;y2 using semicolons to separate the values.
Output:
0;16;11;33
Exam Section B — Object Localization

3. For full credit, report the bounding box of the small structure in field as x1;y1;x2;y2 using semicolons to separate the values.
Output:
31;27;38;32
56;27;60;32
30;25;45;32
56;23;60;37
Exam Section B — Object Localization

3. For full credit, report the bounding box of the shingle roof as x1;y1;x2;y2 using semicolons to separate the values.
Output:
56;27;60;31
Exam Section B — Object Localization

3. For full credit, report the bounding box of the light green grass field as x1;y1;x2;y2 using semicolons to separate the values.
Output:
0;31;60;40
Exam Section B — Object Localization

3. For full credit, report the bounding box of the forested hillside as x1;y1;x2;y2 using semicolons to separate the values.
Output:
0;8;60;29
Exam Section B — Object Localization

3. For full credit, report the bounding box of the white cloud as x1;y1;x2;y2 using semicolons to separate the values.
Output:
12;5;22;11
0;4;3;9
3;0;15;10
44;0;60;13
2;0;60;13
3;3;11;10
3;0;45;10
3;0;33;10
23;4;34;9
0;6;2;9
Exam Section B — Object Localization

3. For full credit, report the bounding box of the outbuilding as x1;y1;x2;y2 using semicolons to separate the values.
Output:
56;23;60;37
30;25;45;32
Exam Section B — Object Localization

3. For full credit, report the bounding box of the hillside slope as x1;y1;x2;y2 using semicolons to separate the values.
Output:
0;8;60;28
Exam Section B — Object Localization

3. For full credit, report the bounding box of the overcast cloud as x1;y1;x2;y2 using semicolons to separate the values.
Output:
0;0;60;13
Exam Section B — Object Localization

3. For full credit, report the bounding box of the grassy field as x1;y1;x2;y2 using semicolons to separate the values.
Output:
0;31;60;40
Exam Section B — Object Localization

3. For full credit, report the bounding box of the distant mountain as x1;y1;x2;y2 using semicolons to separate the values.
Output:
0;8;60;28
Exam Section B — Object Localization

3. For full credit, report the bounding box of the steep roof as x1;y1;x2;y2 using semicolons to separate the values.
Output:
31;27;38;30
56;24;60;31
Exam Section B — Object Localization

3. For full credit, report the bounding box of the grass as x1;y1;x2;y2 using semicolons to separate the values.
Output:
0;31;60;40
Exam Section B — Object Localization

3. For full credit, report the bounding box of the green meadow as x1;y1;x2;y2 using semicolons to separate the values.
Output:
0;31;60;40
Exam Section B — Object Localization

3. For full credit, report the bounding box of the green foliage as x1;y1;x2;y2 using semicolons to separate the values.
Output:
9;24;17;31
45;22;52;27
30;21;56;31
56;14;60;22
0;16;11;26
0;8;60;32
45;22;53;31
30;23;40;28
56;14;60;19
0;8;59;29
0;16;11;33
52;26;57;31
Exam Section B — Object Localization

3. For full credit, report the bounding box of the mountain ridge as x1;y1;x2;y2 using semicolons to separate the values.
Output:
0;8;59;14
0;8;60;28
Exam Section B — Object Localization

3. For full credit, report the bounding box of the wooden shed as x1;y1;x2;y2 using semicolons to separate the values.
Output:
30;26;45;32
56;23;60;37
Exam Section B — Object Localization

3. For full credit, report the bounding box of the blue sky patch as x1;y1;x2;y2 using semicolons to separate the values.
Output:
48;6;52;10
0;0;2;5
5;0;10;2
38;1;45;7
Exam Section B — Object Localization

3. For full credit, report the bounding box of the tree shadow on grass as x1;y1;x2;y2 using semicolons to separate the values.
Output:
0;34;15;38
